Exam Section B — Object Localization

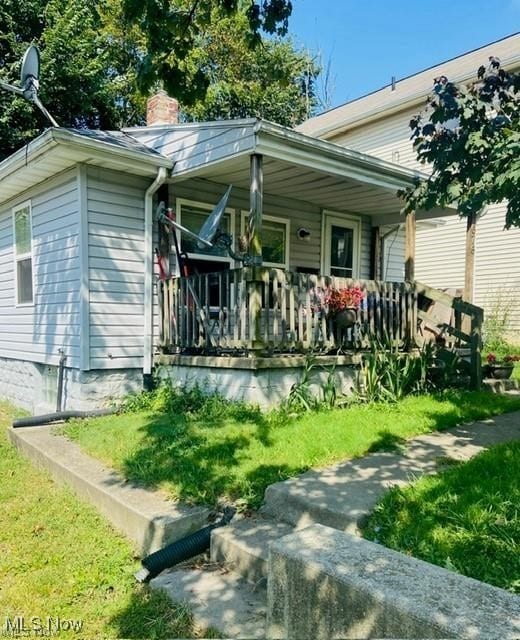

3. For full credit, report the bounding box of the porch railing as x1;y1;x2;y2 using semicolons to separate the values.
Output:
157;267;484;388
157;266;418;353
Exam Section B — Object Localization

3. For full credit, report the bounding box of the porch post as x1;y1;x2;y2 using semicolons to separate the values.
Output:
404;210;416;282
248;154;263;266
464;212;477;303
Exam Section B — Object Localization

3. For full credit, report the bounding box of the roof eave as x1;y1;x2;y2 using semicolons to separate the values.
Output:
254;120;425;191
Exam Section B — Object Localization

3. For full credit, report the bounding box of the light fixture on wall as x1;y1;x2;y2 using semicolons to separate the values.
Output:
297;227;311;241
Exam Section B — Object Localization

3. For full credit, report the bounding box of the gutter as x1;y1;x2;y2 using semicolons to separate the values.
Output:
302;51;520;140
143;167;168;378
254;119;426;189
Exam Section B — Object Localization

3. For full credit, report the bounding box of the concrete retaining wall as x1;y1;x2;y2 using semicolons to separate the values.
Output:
0;356;143;414
267;524;520;639
0;354;358;414
156;355;359;408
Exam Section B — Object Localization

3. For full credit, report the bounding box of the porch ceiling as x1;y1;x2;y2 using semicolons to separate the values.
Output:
171;154;457;220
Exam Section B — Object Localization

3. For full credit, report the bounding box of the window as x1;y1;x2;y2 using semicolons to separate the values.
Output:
13;202;34;305
240;213;290;269
176;199;234;264
322;212;360;279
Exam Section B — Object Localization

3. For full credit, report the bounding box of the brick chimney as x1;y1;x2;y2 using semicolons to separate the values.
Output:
146;91;179;126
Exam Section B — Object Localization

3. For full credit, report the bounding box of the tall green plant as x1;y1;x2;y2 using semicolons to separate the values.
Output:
358;336;436;403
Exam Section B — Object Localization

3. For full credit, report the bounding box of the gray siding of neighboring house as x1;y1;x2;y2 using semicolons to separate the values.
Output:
86;166;150;370
0;170;81;368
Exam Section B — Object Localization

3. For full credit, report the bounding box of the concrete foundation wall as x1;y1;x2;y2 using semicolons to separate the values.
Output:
0;356;143;413
267;524;520;640
156;355;359;407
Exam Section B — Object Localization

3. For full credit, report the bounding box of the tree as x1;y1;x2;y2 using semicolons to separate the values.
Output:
0;0;145;160
121;0;294;105
400;57;520;229
181;10;320;126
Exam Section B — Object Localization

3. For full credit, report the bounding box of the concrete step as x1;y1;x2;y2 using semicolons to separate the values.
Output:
151;565;267;639
211;516;294;586
262;414;520;532
9;425;210;555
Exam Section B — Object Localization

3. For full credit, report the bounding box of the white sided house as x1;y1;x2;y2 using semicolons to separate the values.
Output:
299;32;520;341
1;95;482;413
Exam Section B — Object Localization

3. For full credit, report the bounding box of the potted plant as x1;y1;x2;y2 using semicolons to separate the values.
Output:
323;286;365;329
483;353;519;379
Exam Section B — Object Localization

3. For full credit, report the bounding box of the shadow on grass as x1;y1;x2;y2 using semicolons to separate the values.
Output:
366;431;407;454
114;390;520;510
119;410;300;508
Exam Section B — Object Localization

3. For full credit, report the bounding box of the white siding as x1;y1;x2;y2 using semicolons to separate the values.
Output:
380;224;405;282
326;92;520;336
0;171;80;367
87;167;150;369
330;107;423;171
474;203;520;340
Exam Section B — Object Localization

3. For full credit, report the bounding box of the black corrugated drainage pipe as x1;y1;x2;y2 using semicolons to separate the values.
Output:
135;506;236;583
12;408;115;428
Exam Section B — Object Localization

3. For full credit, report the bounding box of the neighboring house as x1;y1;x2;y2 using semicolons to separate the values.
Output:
298;32;520;342
1;92;481;413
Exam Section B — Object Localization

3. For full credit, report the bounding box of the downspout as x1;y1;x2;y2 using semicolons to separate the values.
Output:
143;167;168;386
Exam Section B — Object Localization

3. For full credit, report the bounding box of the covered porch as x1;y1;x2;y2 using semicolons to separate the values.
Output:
148;119;483;388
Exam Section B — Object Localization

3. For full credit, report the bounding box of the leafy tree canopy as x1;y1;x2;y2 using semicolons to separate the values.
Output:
400;58;520;229
0;0;145;160
1;0;319;160
181;9;319;126
121;0;294;104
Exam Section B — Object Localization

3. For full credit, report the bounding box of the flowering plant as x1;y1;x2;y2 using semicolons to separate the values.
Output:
322;286;365;316
486;353;520;366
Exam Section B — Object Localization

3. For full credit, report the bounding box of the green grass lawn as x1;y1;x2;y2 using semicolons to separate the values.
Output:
363;441;520;593
62;390;520;509
0;402;213;639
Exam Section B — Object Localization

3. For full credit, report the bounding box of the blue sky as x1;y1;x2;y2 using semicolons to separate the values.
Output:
288;0;519;110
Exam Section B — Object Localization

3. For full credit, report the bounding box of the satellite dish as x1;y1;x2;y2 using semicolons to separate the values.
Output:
197;185;232;248
0;44;58;127
21;45;40;96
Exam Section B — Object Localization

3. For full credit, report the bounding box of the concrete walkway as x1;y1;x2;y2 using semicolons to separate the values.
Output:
262;410;520;534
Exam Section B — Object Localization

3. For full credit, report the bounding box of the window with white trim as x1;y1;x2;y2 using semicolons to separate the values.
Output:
176;199;234;266
13;202;34;305
241;213;290;269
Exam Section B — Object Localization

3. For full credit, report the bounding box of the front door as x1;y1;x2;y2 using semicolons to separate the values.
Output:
323;213;361;278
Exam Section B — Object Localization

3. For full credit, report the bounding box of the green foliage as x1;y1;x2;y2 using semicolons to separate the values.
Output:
0;0;146;160
358;336;438;403
121;379;263;424
364;441;520;593
63;390;520;509
282;353;341;416
182;10;319;127
121;0;294;103
401;57;520;229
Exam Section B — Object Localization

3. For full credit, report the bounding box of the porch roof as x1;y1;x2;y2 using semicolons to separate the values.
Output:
127;118;455;220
